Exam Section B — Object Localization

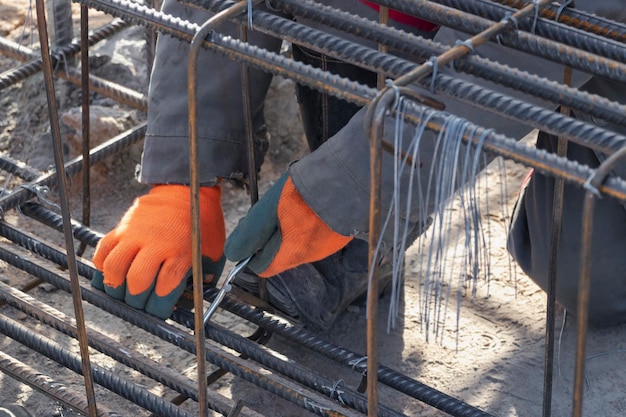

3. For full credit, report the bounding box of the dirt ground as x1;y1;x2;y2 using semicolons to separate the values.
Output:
1;2;626;417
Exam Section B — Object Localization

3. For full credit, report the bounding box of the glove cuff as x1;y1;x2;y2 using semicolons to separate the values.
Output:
260;177;352;277
149;183;221;201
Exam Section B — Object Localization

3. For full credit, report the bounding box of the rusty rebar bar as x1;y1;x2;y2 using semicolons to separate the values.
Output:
187;3;254;415
0;280;247;416
0;123;145;213
571;145;626;417
0;313;196;417
0;350;123;417
35;1;98;414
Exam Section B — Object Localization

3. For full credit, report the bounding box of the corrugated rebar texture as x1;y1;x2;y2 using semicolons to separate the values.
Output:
0;1;625;416
0;350;123;417
74;0;626;203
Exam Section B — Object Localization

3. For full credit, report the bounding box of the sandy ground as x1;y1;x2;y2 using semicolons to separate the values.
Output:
1;2;626;417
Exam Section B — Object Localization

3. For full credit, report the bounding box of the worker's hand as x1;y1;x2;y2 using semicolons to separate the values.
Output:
92;185;226;319
224;174;353;277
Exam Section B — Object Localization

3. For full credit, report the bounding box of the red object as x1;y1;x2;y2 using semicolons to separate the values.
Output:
360;0;439;32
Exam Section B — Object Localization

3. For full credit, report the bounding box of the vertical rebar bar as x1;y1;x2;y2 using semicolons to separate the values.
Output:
542;63;574;417
78;4;91;257
188;4;250;416
34;1;99;415
572;146;626;417
365;90;397;417
238;2;271;321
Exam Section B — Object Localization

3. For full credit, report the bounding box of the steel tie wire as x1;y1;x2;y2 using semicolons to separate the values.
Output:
253;0;626;126
491;0;626;42
76;0;626;177
371;0;626;83
429;0;626;62
0;280;251;416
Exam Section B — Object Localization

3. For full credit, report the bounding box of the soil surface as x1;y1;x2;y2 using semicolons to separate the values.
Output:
1;3;626;417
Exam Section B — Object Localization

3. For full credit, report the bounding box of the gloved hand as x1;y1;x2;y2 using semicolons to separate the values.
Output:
224;173;353;277
92;184;226;319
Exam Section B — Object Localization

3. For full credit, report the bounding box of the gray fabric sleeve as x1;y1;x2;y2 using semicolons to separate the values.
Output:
508;141;626;327
138;0;282;185
138;0;438;186
289;27;587;240
507;76;626;327
290;0;625;256
290;108;440;245
504;0;626;326
290;0;626;325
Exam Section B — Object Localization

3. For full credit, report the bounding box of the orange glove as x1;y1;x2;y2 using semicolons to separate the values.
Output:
92;185;226;318
225;174;352;277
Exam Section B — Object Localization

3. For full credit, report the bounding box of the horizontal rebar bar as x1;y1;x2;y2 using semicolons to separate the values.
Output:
75;0;626;204
0;280;247;417
371;0;626;83
0;312;196;417
0;350;124;417
491;0;626;42
0;239;364;417
265;0;626;127
0;123;145;213
429;0;626;62
0;34;147;111
0;155;42;182
18;202;103;247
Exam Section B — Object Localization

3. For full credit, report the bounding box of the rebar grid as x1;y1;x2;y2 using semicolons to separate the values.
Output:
0;1;624;417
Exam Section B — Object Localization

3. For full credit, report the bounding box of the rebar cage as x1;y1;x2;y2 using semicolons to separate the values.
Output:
0;0;625;416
